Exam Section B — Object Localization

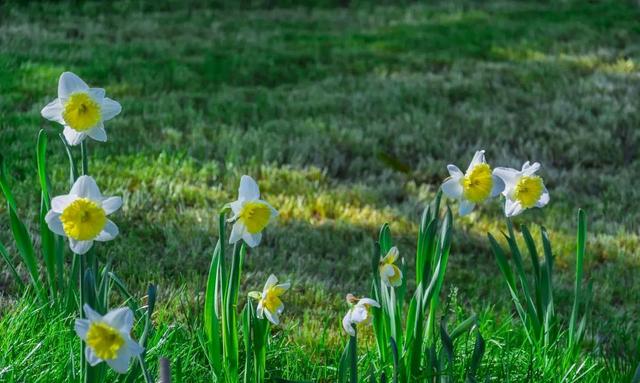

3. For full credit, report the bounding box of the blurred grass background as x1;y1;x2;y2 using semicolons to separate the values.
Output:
1;0;639;381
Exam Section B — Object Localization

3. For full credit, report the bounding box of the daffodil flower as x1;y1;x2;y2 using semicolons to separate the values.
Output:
494;161;550;217
74;304;143;374
45;175;122;255
342;294;380;337
228;175;278;248
41;71;121;146
441;150;505;216
248;274;290;325
379;246;402;287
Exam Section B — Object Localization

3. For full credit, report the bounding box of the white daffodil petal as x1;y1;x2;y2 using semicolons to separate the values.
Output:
358;298;380;308
493;167;520;190
87;124;107;142
101;98;122;121
264;308;279;325
106;349;131;374
70;239;94;255
102;197;123;215
490;175;505;197
467;150;486;173
229;222;244;244
229;200;244;215
88;88;105;101
264;274;278;291
83;304;103;322
41;98;64;124
536;188;550;208
238;175;260;201
71;175;103;201
126;338;144;356
522;162;541;176
441;177;463;199
447;164;463;178
103;307;134;334
63;126;86;146
51;194;75;213
96;220;118;242
276;282;291;291
459;200;476;216
58;72;89;100
242;231;262;248
350;306;368;323
45;211;65;236
85;347;102;366
74;318;91;340
342;311;355;336
505;199;524;217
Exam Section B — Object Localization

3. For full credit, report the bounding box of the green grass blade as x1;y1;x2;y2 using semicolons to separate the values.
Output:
569;209;586;348
36;130;51;205
488;233;535;344
521;225;543;318
108;271;141;315
0;240;25;290
631;362;640;383
58;133;78;187
8;206;46;303
466;329;485;382
204;239;222;375
40;194;56;298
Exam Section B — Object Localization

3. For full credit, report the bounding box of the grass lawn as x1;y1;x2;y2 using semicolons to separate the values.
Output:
1;0;639;381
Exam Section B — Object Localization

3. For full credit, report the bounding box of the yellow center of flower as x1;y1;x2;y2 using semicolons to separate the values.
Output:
514;175;544;208
262;285;287;313
63;92;101;132
60;198;106;241
461;163;493;203
239;201;272;234
86;322;125;360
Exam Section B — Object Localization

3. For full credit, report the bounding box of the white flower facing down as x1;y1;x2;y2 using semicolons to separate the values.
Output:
441;150;505;216
248;274;291;325
494;161;550;217
45;175;122;255
41;71;121;146
379;246;402;287
75;304;143;374
342;294;380;337
228;175;278;248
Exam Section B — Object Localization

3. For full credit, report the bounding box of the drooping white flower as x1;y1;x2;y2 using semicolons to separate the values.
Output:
441;150;505;216
494;161;550;217
228;175;278;248
41;72;121;145
248;274;291;325
379;246;402;287
75;304;143;374
45;175;122;255
342;294;380;337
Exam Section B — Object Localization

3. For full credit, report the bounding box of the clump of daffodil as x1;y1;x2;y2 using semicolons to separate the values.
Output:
45;175;122;255
41;71;121;145
342;294;380;337
248;274;291;325
379;246;402;287
494;161;550;217
75;304;143;374
228;175;278;248
441;150;505;216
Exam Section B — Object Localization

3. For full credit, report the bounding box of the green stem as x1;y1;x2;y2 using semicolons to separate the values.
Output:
80;141;89;176
78;254;87;383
